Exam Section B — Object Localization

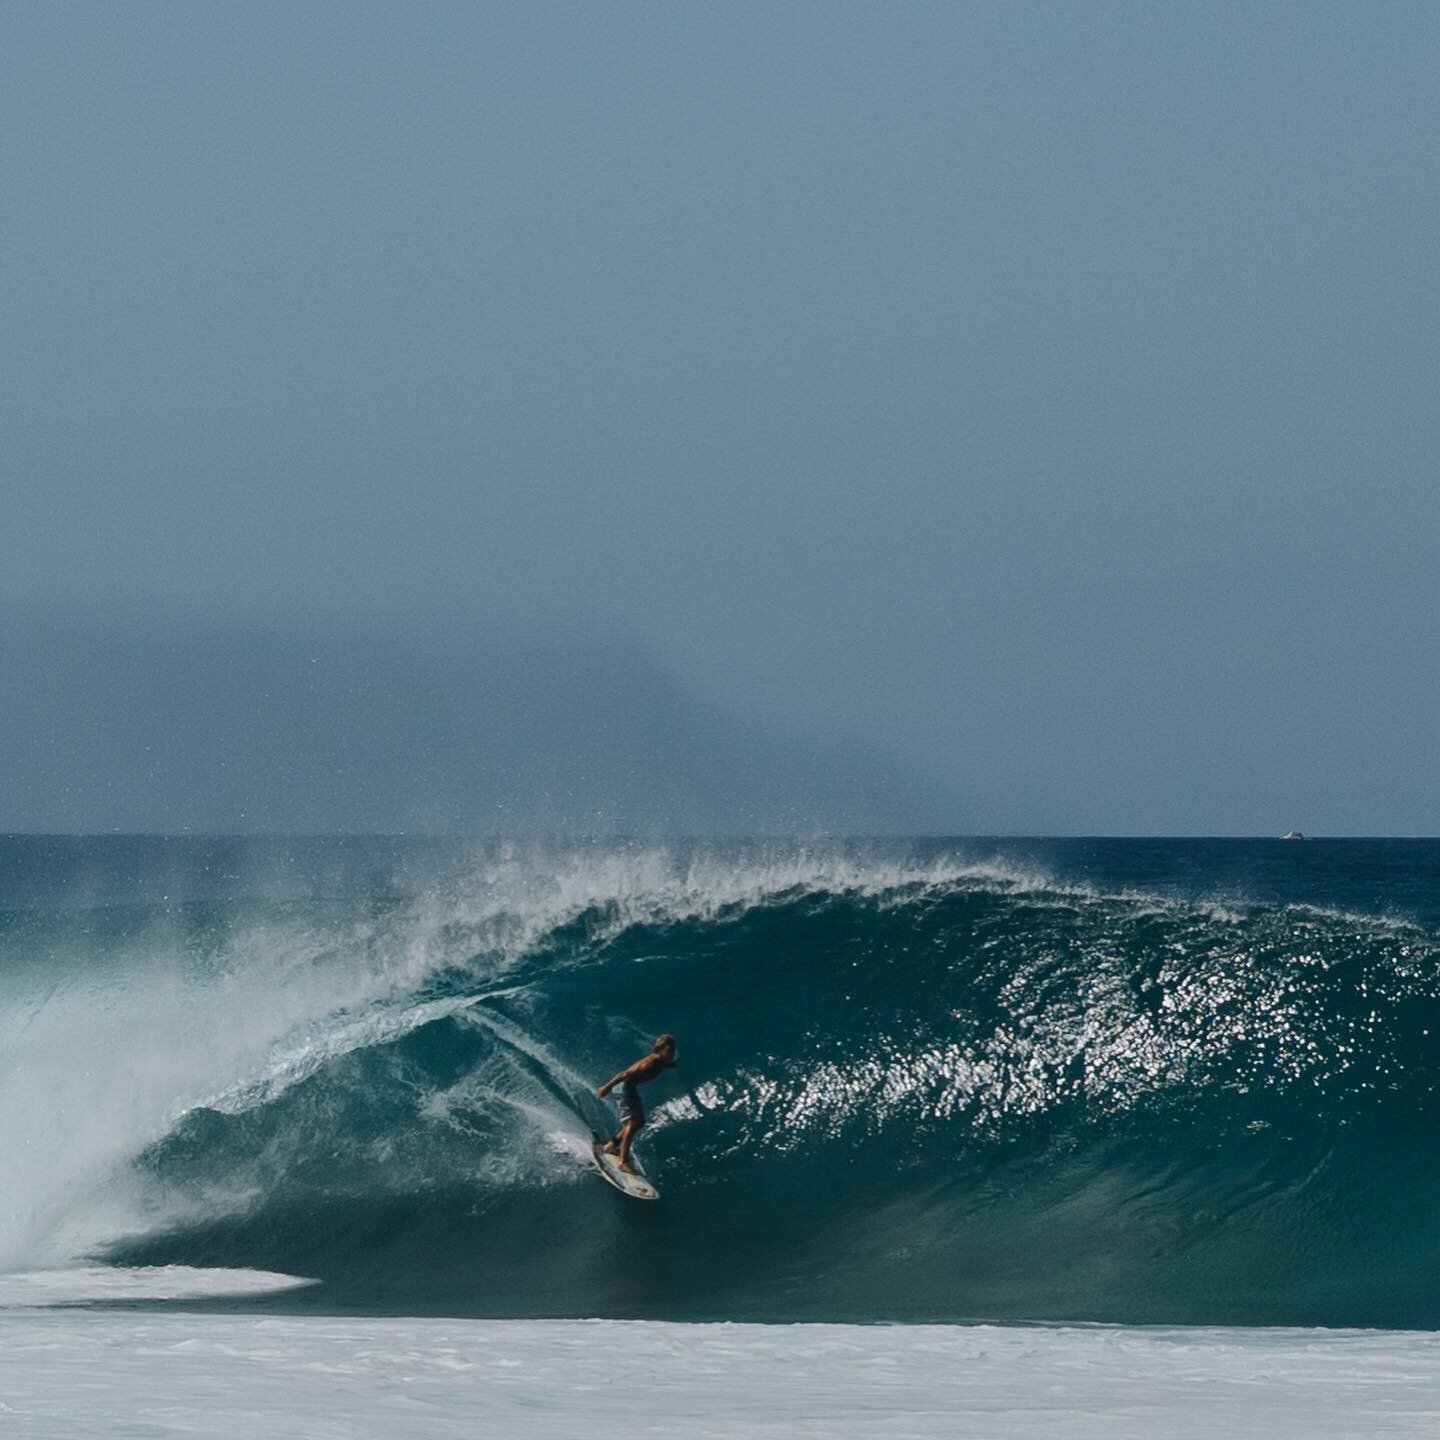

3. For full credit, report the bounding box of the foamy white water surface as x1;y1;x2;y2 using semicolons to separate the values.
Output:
0;1265;315;1308
1;1315;1437;1438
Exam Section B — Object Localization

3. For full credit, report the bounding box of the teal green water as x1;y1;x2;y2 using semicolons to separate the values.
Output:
3;837;1439;1325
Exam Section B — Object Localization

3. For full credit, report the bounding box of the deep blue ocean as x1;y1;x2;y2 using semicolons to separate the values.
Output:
3;835;1439;1327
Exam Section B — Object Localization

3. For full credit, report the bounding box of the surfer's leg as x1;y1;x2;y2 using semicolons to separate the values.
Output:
616;1118;640;1173
608;1082;641;1161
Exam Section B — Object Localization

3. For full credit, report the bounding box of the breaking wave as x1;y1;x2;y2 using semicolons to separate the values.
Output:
4;837;1440;1325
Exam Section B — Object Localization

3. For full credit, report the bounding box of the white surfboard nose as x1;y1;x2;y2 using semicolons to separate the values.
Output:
591;1139;660;1200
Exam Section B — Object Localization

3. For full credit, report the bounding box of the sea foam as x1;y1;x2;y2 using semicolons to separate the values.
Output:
0;1315;1436;1439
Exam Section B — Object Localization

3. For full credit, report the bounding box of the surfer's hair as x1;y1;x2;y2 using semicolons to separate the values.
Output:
654;1033;676;1053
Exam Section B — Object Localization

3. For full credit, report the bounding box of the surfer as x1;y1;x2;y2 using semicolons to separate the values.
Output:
597;1034;677;1174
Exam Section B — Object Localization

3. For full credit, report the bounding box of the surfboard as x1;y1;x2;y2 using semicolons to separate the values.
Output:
591;1137;659;1201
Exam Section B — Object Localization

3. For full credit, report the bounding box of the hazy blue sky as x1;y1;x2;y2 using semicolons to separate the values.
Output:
3;3;1437;834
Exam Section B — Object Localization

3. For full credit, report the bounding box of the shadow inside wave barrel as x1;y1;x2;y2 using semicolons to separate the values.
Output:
104;866;1440;1326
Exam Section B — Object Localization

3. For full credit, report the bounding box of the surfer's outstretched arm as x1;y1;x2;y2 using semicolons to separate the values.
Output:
596;1066;633;1098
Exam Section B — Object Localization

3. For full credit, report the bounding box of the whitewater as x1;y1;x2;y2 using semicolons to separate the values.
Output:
5;1309;1440;1437
3;835;1440;1433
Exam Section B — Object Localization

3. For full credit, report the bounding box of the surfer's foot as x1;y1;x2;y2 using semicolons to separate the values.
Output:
618;1161;637;1175
602;1140;620;1157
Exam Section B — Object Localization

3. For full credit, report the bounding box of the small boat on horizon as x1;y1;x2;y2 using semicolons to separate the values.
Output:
1281;831;1307;841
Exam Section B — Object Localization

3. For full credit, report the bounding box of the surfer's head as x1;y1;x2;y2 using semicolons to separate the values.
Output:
653;1033;677;1061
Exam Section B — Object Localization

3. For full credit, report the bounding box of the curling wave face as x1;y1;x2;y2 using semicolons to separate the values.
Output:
3;836;1440;1325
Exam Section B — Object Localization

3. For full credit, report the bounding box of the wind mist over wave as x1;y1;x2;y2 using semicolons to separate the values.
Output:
3;836;1439;1327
